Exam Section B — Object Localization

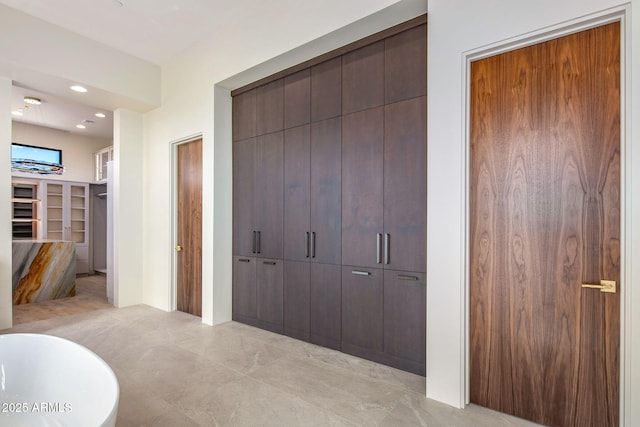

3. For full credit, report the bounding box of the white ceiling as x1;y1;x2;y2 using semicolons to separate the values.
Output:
1;0;250;140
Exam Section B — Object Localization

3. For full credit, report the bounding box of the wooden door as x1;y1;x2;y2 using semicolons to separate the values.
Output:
342;107;384;268
383;270;426;375
255;131;284;259
233;138;255;256
470;23;620;427
257;258;284;333
176;138;203;317
341;266;383;357
384;96;427;273
310;117;342;264
310;263;342;350
233;256;256;321
283;260;310;340
283;125;311;262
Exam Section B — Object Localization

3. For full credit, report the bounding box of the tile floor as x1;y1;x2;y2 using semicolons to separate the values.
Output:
2;277;542;426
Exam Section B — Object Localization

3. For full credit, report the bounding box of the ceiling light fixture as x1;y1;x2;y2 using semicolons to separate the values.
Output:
76;124;86;129
95;113;106;118
70;85;88;93
12;109;24;116
23;96;42;105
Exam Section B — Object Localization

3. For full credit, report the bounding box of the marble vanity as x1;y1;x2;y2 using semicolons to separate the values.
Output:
12;240;76;305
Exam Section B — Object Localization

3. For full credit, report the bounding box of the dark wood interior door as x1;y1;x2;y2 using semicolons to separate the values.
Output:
255;131;284;259
176;138;203;317
342;107;384;268
470;23;620;427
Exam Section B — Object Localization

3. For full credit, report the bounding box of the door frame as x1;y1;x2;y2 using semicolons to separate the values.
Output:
170;133;203;311
463;5;630;424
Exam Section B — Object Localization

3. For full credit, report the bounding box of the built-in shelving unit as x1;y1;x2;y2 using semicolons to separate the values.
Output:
11;181;40;240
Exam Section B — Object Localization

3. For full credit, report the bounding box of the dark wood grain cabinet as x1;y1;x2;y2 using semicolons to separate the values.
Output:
383;270;426;375
284;261;341;349
232;256;257;322
233;133;283;259
233;19;426;377
341;266;384;355
232;256;283;333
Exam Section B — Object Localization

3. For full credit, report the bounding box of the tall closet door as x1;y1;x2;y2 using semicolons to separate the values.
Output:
255;132;284;259
233;138;256;257
310;117;342;265
383;96;427;273
342;107;384;268
283;125;311;262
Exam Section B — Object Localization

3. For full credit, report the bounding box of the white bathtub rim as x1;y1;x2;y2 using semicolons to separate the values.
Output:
0;333;120;427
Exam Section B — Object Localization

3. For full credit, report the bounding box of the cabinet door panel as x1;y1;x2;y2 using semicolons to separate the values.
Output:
284;69;311;129
384;97;427;272
233;89;256;141
342;41;384;114
233;256;257;319
233;138;256;256
256;79;284;136
311;57;342;122
342;107;384;268
384;270;426;375
257;258;284;332
311;117;342;265
341;266;383;353
310;263;342;350
385;25;427;104
284;125;311;261
284;260;310;340
255;132;284;259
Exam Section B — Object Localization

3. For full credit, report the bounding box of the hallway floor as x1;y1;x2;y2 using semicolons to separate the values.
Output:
2;301;542;427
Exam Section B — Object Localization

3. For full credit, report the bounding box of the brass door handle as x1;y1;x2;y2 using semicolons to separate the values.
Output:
581;280;616;293
175;245;183;252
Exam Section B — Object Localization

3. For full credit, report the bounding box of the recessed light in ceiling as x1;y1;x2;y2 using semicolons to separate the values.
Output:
23;96;42;105
12;109;23;116
76;124;86;129
70;85;88;93
95;113;106;118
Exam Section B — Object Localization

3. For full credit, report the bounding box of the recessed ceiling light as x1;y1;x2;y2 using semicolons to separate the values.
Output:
12;109;23;116
70;85;88;93
95;112;106;118
23;96;42;105
76;124;86;129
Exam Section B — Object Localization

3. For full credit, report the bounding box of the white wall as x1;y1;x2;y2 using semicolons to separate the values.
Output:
113;109;143;307
11;121;111;183
0;77;12;329
142;0;427;317
427;0;640;424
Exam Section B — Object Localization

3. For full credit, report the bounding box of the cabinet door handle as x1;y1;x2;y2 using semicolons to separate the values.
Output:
376;233;382;264
257;231;261;254
262;261;276;265
305;232;310;258
252;231;257;254
397;274;419;281
384;233;390;265
351;270;371;276
238;258;251;263
311;232;316;258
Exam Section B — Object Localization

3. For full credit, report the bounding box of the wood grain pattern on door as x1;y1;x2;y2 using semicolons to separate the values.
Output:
177;138;203;317
470;23;620;427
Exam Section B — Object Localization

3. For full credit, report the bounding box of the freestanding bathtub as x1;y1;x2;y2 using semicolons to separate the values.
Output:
0;333;119;427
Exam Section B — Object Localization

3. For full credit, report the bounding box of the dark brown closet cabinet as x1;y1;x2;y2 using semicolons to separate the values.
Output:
232;17;426;376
